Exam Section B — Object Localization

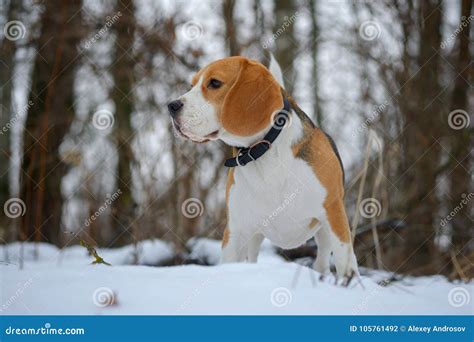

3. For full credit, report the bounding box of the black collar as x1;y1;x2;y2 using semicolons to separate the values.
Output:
224;97;291;168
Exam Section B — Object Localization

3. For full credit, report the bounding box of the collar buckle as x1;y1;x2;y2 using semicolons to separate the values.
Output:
249;139;271;150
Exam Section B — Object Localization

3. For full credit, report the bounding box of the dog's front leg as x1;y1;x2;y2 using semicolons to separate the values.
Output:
220;228;246;263
246;233;264;263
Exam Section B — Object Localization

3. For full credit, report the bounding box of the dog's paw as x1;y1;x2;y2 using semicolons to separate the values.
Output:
340;270;356;287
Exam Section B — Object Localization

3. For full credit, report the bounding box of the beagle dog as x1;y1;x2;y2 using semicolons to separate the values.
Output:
168;56;358;279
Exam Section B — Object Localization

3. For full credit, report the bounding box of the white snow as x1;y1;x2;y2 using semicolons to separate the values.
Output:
1;241;472;315
1;240;175;267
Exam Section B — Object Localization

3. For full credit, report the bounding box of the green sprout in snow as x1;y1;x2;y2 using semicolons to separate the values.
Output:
79;240;111;266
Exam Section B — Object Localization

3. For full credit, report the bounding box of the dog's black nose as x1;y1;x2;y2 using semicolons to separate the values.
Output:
167;100;183;117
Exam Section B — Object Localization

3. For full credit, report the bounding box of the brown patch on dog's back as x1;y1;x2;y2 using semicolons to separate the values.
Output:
292;127;350;243
285;91;316;130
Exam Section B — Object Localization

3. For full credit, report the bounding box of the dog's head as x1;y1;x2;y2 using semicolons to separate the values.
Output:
167;56;283;147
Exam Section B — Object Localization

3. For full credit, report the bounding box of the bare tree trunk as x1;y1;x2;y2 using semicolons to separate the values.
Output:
448;0;473;254
180;163;195;244
273;0;297;94
399;0;443;273
169;130;182;249
20;0;83;246
253;0;266;41
308;0;323;126
0;0;20;240
110;0;137;245
223;0;240;56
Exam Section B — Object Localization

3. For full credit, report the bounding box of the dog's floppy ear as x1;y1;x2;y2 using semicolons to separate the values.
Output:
221;59;283;137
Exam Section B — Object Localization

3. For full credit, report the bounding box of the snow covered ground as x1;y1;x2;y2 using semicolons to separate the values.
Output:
1;240;472;315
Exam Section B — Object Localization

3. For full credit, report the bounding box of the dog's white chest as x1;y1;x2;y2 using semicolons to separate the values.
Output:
229;151;327;249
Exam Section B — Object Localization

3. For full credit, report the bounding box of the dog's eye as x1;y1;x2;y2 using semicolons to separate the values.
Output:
207;78;222;89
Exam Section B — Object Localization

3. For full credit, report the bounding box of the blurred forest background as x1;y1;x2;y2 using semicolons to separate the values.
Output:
0;0;472;279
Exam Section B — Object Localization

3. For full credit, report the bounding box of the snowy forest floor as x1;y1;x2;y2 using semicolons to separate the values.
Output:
1;240;472;315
